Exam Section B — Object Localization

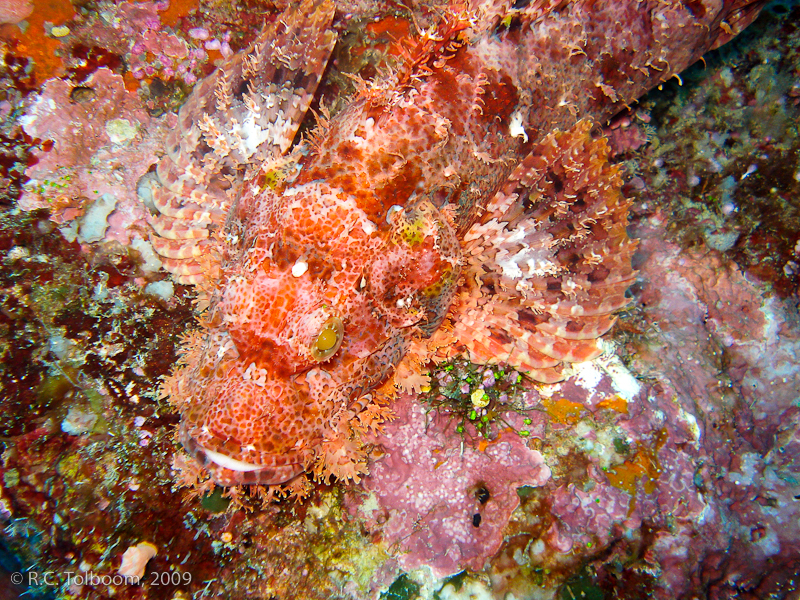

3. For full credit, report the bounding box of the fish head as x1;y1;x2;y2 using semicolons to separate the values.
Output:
176;182;462;486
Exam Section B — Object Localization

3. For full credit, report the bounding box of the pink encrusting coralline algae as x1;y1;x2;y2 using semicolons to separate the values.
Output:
360;393;551;578
0;0;32;25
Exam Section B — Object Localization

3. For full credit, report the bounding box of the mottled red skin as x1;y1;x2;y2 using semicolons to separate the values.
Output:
162;0;766;487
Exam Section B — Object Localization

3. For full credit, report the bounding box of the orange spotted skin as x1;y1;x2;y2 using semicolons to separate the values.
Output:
172;53;511;486
155;0;765;488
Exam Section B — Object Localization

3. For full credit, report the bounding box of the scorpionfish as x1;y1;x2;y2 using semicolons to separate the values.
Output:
152;0;762;490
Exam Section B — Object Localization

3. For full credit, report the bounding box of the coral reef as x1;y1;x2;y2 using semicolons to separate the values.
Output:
0;1;798;600
0;50;36;207
0;209;206;600
19;67;163;247
0;0;74;83
64;0;213;88
631;6;800;298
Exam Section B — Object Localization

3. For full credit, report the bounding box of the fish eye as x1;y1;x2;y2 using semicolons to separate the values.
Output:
386;204;404;224
310;316;344;362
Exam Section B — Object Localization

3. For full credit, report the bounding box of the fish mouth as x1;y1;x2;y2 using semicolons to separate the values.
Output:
180;426;305;486
202;446;267;473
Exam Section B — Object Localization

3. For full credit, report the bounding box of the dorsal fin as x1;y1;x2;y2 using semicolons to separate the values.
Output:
383;10;469;88
168;0;336;166
148;0;337;285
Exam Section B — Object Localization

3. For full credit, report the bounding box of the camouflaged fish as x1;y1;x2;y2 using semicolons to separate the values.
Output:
152;0;764;490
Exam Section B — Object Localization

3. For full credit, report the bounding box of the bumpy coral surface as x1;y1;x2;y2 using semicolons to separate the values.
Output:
157;0;761;490
19;67;164;246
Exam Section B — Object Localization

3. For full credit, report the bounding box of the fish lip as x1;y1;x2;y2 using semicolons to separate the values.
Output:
181;428;268;473
179;424;308;485
201;446;268;473
179;422;306;487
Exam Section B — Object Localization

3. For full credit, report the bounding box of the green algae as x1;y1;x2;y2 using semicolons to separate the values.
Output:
560;568;605;600
420;357;529;439
200;486;231;513
381;573;420;600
